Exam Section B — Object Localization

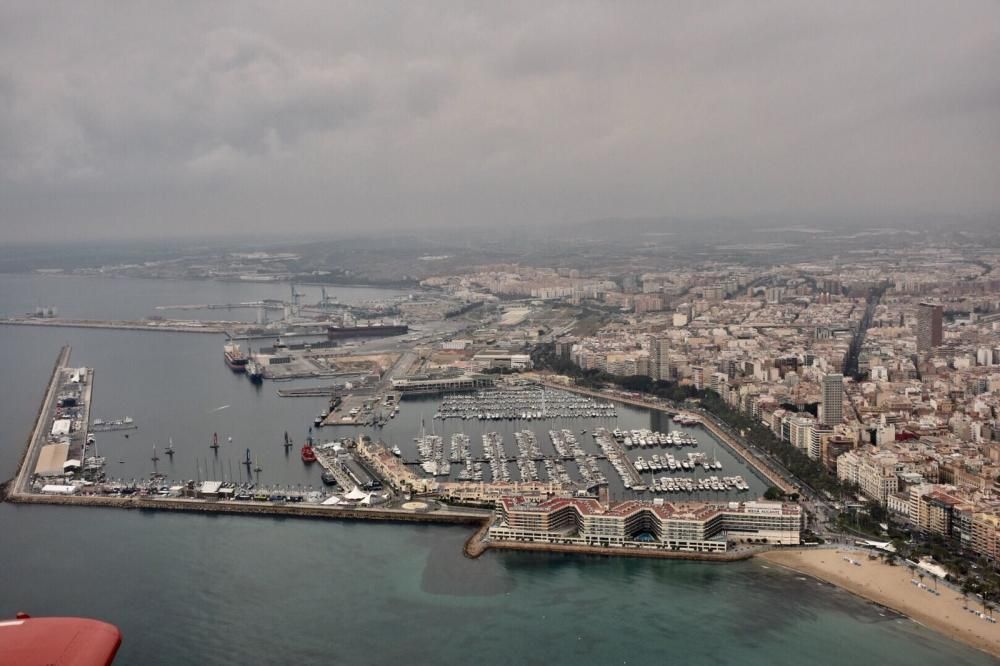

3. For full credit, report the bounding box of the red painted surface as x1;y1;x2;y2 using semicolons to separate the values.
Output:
0;615;122;665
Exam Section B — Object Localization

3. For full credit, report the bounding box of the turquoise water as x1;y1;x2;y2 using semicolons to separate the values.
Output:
0;276;996;664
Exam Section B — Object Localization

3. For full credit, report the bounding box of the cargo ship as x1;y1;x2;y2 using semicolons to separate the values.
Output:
224;343;248;372
327;323;408;340
301;442;317;463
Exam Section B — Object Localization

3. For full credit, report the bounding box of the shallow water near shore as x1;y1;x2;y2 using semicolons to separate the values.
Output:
0;276;996;664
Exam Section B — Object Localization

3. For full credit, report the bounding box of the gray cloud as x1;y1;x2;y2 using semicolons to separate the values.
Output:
0;1;997;241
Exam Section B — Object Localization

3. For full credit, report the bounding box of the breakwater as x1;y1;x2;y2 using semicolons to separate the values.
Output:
7;491;490;526
0;317;228;334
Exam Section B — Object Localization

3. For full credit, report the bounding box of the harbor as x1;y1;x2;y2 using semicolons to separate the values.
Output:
5;341;781;561
4;347;491;527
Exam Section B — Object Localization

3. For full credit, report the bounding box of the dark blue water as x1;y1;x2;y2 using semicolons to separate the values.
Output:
0;275;995;665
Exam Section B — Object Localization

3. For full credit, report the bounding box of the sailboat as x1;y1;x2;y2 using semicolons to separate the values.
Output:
211;432;219;450
165;438;175;456
151;444;159;462
243;448;252;467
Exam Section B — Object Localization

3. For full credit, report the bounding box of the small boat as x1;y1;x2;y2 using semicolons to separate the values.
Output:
321;471;337;486
391;445;402;457
301;443;317;463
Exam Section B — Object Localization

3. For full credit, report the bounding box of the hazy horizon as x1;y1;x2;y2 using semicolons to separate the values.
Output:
1;2;998;242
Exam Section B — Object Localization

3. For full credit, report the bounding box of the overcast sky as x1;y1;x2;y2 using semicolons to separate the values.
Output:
1;2;998;242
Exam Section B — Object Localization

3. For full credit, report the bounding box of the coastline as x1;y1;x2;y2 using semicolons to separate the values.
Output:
758;548;1000;659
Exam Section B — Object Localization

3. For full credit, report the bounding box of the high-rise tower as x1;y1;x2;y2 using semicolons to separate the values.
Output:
917;302;943;354
821;373;844;427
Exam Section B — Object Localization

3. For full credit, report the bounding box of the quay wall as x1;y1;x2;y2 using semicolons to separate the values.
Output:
5;491;489;527
479;539;756;562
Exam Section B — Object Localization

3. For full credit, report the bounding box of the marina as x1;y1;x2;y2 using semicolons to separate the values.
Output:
435;387;618;420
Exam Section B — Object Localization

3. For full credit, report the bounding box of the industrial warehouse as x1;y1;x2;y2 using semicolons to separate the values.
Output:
489;495;802;553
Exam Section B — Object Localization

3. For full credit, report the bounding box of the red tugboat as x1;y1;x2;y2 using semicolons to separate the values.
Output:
223;343;248;372
301;438;317;463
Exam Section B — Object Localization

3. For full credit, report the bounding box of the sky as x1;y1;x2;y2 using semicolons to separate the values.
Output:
0;2;998;242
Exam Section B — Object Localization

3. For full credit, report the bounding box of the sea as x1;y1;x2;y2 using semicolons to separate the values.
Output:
0;274;994;665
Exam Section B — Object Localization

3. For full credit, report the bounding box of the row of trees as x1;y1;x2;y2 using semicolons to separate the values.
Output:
697;390;852;497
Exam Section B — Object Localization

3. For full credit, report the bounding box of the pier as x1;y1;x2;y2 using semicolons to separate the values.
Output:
10;345;73;497
0;317;232;334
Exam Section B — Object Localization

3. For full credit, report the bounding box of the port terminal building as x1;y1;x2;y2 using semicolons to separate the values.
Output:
392;373;494;396
489;496;802;553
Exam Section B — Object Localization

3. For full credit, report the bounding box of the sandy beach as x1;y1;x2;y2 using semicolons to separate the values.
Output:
759;548;1000;659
